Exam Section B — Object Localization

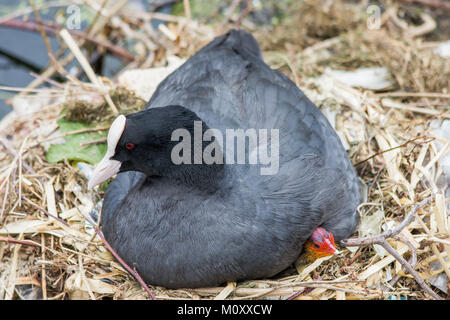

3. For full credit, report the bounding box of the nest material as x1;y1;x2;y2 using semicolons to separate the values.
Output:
60;87;146;124
0;0;449;300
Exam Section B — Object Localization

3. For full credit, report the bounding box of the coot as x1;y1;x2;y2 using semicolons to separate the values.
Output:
88;30;360;289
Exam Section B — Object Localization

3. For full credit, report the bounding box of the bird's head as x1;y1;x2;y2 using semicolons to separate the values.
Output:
303;227;340;262
87;106;223;190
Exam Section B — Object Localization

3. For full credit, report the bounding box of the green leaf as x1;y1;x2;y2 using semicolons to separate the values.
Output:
46;119;107;165
171;0;221;19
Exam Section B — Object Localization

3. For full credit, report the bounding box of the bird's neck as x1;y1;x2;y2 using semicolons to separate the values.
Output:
165;162;225;193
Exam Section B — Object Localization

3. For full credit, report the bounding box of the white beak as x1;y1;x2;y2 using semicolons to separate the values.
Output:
88;115;126;189
326;238;340;255
87;157;121;189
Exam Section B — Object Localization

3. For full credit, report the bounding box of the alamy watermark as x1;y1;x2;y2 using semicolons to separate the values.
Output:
366;5;381;30
66;5;81;30
171;121;280;175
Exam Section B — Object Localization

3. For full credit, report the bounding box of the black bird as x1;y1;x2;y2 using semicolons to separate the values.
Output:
88;30;360;289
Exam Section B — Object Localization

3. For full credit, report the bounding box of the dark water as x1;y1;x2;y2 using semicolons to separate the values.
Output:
0;0;167;120
0;26;61;118
0;0;275;121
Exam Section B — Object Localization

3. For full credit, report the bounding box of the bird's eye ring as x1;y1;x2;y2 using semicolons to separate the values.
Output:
313;243;320;249
125;143;134;150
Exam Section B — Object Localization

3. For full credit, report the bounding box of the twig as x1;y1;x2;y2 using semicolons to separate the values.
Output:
381;98;450;118
7;192;151;302
286;287;313;300
41;233;47;300
234;0;252;28
398;0;450;10
214;282;236;300
0;86;62;93
388;235;418;287
93;226;156;300
38;126;109;143
59;28;118;115
0;19;134;62
194;279;366;299
183;0;191;21
80;138;107;147
35;18;134;61
158;23;177;41
414;206;450;279
393;236;417;270
220;0;241;28
343;198;431;246
375;92;450;99
123;11;188;24
20;0;128;93
0;0;69;24
29;0;55;65
345;247;364;265
387;6;436;39
19;53;75;95
234;283;365;299
0;136;31;220
0;137;36;175
22;196;70;227
2;17;71;86
355;136;434;167
341;197;443;300
381;239;441;299
0;236;40;247
367;164;385;198
29;71;64;88
84;0;108;36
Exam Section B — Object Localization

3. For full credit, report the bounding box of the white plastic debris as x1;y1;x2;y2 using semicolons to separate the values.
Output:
358;209;387;257
428;259;449;294
321;107;337;129
118;55;186;101
324;67;395;90
433;40;450;58
430;119;450;168
77;162;95;181
429;119;450;209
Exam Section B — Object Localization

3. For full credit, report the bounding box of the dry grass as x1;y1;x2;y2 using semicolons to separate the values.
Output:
0;0;449;300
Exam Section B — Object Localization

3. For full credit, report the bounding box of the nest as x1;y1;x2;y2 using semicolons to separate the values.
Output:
0;0;449;300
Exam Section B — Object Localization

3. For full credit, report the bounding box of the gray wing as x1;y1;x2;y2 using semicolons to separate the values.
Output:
146;29;360;218
147;30;354;168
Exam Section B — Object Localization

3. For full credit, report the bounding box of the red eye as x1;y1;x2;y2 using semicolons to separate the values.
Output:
125;143;134;150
